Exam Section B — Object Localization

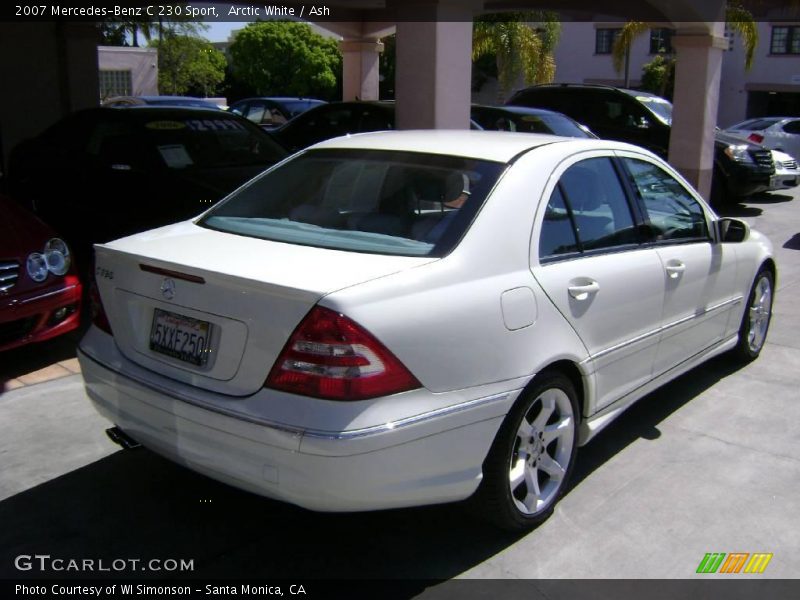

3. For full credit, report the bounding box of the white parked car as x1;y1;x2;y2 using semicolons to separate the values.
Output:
768;149;799;192
725;116;800;161
78;131;776;530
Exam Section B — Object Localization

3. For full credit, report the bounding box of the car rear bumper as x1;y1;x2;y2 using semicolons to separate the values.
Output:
0;276;82;351
78;330;518;512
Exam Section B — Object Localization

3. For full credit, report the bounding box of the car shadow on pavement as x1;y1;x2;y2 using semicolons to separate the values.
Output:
569;353;742;490
0;444;520;585
747;191;795;204
715;203;763;218
784;233;800;250
0;355;745;586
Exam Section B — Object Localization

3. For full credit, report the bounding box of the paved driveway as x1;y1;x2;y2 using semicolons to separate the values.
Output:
1;188;798;587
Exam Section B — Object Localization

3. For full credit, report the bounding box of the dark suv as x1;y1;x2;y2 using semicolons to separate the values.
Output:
508;84;774;203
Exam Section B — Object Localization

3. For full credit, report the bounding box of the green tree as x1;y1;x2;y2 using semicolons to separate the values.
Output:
99;17;156;47
472;12;560;103
228;21;342;99
612;4;758;87
100;9;207;47
152;35;226;96
641;54;676;99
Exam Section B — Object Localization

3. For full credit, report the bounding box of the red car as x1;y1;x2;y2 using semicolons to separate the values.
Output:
0;195;82;352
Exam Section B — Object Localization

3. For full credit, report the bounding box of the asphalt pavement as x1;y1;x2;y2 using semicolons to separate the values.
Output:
0;187;798;587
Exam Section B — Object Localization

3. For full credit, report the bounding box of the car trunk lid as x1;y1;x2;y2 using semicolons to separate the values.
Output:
94;221;435;396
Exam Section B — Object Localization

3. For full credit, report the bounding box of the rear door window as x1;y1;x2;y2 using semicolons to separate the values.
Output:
539;157;639;260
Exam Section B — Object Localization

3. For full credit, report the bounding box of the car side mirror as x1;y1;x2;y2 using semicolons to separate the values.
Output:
717;217;750;243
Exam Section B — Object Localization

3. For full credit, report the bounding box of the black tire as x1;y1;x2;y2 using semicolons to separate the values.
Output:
473;371;580;531
732;268;774;362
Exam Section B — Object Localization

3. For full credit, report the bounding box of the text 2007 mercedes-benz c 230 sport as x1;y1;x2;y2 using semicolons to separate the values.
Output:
78;131;775;530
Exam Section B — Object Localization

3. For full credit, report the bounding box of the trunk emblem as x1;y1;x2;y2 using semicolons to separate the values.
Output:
160;278;176;300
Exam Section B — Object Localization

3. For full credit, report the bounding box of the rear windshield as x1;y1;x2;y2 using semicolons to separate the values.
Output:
86;114;286;169
280;100;324;116
729;118;781;131
200;149;506;257
517;114;591;137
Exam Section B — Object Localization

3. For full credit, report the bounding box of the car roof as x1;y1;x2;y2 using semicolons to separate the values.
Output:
96;105;236;116
733;117;793;126
233;96;326;102
308;129;632;163
515;82;637;93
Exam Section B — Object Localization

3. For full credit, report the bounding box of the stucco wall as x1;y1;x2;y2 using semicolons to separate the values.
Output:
97;46;158;99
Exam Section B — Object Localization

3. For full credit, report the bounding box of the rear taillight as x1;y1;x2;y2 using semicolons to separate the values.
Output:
89;281;113;335
748;133;764;144
266;306;421;401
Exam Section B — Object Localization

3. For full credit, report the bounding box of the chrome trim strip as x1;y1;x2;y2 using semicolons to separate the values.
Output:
303;392;512;440
81;346;306;436
588;296;743;362
80;347;512;441
19;284;80;305
579;333;739;445
590;326;662;361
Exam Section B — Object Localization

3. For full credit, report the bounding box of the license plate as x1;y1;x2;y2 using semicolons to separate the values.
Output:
149;308;212;366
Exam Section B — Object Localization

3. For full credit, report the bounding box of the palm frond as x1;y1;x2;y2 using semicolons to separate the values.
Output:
612;21;648;74
726;5;758;70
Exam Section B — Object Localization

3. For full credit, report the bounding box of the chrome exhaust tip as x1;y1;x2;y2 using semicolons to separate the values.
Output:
106;426;142;450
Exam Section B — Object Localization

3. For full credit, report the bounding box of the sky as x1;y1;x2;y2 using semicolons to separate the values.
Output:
203;20;245;42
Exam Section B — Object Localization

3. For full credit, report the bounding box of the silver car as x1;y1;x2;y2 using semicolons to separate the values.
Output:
769;149;800;192
726;117;800;161
79;131;775;531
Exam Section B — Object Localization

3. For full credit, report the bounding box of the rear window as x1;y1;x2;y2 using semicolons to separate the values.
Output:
729;118;780;131
84;115;285;170
525;115;591;137
200;149;505;257
139;116;286;168
280;100;324;116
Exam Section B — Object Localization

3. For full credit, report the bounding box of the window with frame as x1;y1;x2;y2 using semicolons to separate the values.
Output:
595;28;621;54
782;120;800;134
649;28;674;54
770;26;800;54
622;158;709;242
99;70;132;99
539;157;638;260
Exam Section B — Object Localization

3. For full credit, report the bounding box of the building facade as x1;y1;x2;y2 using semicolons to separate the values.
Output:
97;46;158;101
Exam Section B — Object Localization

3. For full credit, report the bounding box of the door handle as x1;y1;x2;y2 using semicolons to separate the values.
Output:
665;261;686;279
568;281;600;300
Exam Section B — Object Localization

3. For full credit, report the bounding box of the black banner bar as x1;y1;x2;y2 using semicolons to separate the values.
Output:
2;1;799;24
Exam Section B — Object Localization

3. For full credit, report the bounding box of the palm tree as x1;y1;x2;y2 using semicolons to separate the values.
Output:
611;4;758;87
472;12;560;103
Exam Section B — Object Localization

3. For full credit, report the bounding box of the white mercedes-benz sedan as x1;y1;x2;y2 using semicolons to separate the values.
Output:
78;131;775;530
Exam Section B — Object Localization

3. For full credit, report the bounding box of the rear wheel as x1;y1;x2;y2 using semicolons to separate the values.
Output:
733;268;774;361
474;371;579;531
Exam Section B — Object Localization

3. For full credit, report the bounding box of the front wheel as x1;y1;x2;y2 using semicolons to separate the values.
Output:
733;268;774;361
474;372;579;531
